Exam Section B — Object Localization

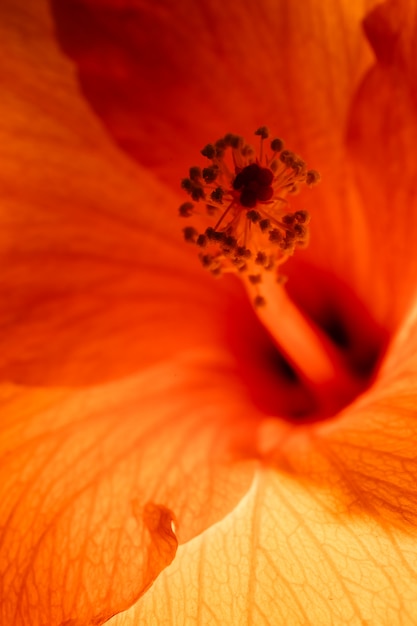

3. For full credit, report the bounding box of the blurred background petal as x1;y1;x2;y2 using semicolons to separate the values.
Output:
51;0;376;183
0;0;230;386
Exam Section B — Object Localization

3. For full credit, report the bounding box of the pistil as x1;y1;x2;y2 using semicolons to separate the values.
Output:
178;127;358;414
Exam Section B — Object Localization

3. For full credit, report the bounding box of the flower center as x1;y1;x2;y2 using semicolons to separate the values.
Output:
178;128;381;420
179;127;320;307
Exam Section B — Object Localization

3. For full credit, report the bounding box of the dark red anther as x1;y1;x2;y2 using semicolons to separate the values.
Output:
233;163;274;207
240;188;258;208
257;168;273;186
233;163;261;190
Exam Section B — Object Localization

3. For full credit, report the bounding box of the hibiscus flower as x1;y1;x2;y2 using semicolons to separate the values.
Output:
2;0;417;625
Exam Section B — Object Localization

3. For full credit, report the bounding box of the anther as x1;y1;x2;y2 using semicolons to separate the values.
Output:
282;214;295;226
201;144;216;159
306;170;321;185
247;210;261;223
200;254;213;267
202;166;219;183
196;234;207;247
255;251;267;265
191;187;205;201
294;210;310;224
254;295;266;307
181;178;193;193
269;229;282;243
249;274;262;284
189;166;202;181
270;138;284;152
183;226;198;243
211;188;224;203
179;202;194;217
279;150;292;165
223;234;237;248
255;126;269;139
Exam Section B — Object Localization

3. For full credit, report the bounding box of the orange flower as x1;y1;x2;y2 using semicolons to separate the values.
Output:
1;0;417;625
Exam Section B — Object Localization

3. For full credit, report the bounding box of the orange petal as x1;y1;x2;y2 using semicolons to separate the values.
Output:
344;0;417;330
107;469;417;625
50;0;377;186
0;5;259;624
0;0;230;386
0;358;255;625
284;0;417;349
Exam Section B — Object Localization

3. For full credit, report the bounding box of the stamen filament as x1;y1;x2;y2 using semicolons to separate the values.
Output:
244;271;361;413
214;202;233;231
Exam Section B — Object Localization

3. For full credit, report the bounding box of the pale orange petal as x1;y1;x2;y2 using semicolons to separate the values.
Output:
99;310;417;625
107;469;417;625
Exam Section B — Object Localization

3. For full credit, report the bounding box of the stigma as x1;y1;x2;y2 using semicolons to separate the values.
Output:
179;127;320;305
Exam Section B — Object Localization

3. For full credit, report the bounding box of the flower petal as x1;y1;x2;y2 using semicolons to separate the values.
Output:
0;5;260;624
107;469;417;625
95;310;417;625
51;0;376;185
0;0;228;386
0;357;255;625
286;0;417;350
345;0;417;329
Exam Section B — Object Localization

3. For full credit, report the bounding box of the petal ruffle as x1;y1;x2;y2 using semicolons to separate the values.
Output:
345;0;417;330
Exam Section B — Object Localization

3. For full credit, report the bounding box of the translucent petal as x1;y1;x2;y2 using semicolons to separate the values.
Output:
108;470;417;625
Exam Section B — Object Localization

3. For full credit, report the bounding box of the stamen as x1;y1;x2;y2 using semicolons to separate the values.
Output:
178;128;318;284
178;128;358;401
